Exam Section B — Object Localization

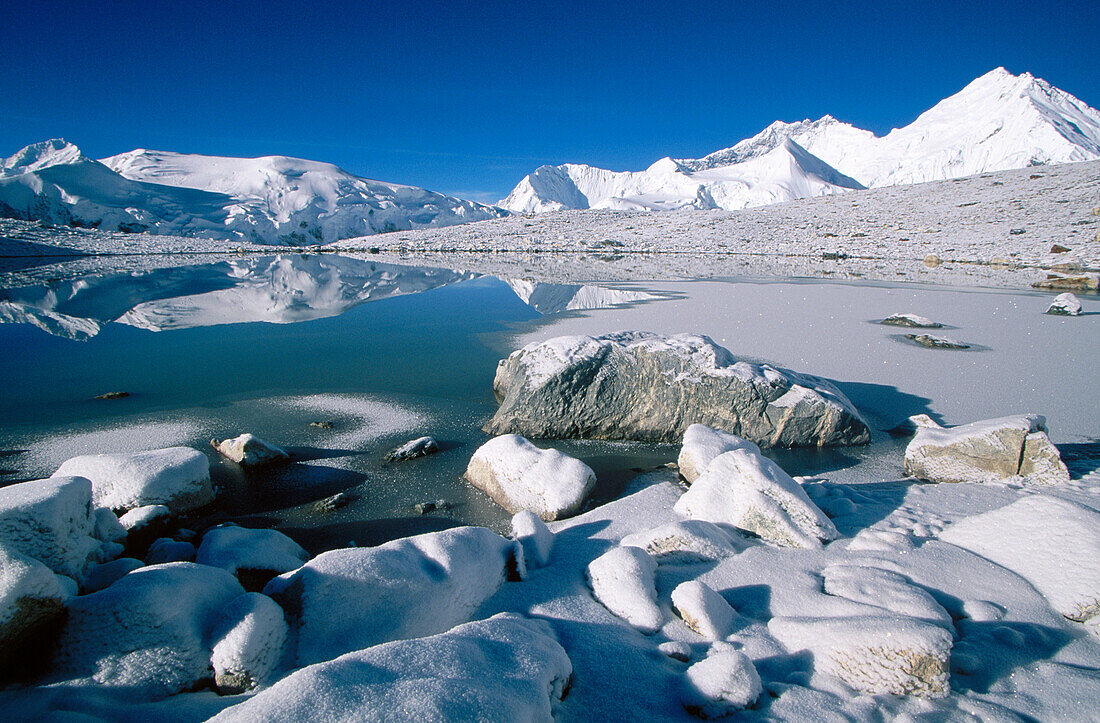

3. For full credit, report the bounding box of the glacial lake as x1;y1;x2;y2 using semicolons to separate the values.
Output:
1;253;1096;553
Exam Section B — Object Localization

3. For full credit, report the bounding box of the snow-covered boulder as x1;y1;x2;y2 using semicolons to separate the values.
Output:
621;520;746;564
683;645;762;717
768;616;953;697
211;614;571;722
1046;292;1083;315
674;448;839;548
91;508;127;544
678;424;761;483
53;447;213;513
118;504;172;531
81;558;143;593
264;526;519;666
209;593;289;694
904;414;1070;485
385;436;440;462
939;496;1100;621
212;434;290;468
822;564;952;629
464;435;596;521
586;545;662;634
196;524;309;582
880;313;942;328
52;562;244;698
0;476;103;580
671;581;738;641
511;510;555;569
0;543;68;677
486;332;870;447
144;538;196;564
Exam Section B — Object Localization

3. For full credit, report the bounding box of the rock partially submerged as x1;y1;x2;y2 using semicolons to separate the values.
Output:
769;616;952;697
212;434;290;468
53;447;212;513
1046;292;1083;315
880;313;942;328
385;436;440;462
264;526;519;666
904;333;970;349
464;435;596;521
210;614;572;722
904;414;1070;485
674;447;839;549
0;476;105;580
486;332;870;447
940;496;1100;621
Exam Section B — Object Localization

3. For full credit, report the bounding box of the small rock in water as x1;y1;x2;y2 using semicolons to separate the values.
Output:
413;499;450;515
212;434;290;468
880;313;942;328
1050;244;1071;253
94;391;130;400
923;253;942;267
311;489;362;514
309;421;334;429
905;333;971;350
1046;292;1082;316
386;436;440;462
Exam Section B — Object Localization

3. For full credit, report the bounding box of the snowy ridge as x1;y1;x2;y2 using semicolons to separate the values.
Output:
0;142;506;245
501;139;864;213
504;68;1100;212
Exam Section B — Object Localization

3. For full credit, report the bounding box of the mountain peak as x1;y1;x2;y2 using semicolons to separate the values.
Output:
2;139;91;175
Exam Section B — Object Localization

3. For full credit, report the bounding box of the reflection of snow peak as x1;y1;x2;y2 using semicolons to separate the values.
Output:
505;279;656;314
0;256;477;338
0;141;505;244
503;68;1100;213
114;256;477;330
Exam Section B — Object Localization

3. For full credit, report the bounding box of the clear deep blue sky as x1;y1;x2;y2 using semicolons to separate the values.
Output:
3;0;1097;202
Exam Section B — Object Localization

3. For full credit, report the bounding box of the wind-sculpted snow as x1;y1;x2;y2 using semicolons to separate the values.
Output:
0;140;506;244
0;254;478;338
505;68;1100;212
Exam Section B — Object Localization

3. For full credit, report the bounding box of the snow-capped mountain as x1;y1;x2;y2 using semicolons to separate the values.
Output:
503;68;1100;213
500;139;864;213
504;279;657;314
0;141;506;244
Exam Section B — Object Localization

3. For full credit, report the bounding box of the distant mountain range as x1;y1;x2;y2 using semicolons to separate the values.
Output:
0;142;505;244
500;68;1100;213
1;68;1097;243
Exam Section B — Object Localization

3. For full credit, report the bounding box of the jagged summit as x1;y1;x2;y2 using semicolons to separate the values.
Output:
503;68;1100;213
1;139;92;176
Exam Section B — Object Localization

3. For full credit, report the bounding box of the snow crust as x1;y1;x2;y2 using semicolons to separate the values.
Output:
264;526;516;666
211;614;572;723
464;434;596;521
53;447;213;513
939;496;1100;621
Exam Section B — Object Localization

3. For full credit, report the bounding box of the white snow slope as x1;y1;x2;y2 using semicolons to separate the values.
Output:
0;140;505;245
504;68;1100;212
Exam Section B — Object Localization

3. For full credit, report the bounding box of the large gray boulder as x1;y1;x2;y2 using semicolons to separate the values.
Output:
486;332;870;447
904;414;1070;485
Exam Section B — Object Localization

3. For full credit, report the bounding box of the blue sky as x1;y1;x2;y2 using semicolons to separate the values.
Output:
3;0;1096;202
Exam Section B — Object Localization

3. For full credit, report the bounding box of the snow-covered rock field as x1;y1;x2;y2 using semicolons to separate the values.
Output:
0;155;1097;721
